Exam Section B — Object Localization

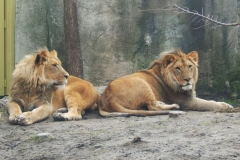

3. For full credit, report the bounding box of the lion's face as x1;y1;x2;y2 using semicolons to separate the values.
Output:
35;49;69;88
161;50;198;91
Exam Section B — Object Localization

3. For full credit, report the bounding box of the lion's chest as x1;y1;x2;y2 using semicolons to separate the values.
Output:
14;91;53;111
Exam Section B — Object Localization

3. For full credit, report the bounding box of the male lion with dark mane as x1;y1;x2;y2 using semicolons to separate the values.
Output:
99;49;233;117
7;48;100;125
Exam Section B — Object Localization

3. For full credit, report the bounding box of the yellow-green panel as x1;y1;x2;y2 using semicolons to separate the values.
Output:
4;0;15;95
0;0;5;95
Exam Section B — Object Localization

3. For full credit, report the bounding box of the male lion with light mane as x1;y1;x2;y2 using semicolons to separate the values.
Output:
7;48;100;125
99;49;233;117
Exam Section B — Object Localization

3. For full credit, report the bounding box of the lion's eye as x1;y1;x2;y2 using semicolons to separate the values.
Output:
189;65;192;68
53;64;58;68
176;67;181;71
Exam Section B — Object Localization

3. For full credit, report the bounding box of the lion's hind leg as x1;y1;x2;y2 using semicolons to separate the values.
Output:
53;93;86;121
142;87;179;111
147;101;179;111
53;108;82;121
157;101;179;110
56;108;68;113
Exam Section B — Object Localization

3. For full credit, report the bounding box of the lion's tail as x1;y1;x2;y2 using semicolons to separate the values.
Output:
98;106;140;117
98;107;172;117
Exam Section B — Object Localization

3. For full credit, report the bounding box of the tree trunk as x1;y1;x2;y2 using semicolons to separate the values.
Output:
63;0;83;78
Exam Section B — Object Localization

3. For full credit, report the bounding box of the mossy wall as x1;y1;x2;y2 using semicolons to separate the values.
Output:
195;0;240;95
15;0;240;95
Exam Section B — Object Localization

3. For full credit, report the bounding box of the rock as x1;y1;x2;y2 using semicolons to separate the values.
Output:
169;111;186;118
37;133;51;137
94;145;102;149
132;137;142;143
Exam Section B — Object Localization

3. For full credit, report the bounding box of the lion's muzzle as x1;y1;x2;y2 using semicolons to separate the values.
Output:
182;84;192;91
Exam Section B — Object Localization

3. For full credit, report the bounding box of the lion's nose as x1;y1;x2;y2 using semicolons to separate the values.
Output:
184;78;191;82
64;74;69;79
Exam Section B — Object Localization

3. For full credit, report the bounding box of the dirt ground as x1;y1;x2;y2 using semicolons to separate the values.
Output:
0;96;240;160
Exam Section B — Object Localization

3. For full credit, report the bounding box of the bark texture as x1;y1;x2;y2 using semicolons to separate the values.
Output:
64;0;83;78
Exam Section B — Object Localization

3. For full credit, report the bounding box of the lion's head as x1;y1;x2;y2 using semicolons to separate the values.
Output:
12;48;69;91
150;49;198;92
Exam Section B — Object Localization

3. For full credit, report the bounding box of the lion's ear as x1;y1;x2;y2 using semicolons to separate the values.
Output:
188;51;198;64
35;50;49;66
50;50;58;57
148;61;160;69
162;55;176;67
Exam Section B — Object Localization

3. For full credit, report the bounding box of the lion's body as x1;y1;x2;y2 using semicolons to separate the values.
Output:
7;48;100;125
99;49;233;117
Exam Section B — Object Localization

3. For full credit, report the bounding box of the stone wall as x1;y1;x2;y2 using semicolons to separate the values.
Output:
15;0;240;95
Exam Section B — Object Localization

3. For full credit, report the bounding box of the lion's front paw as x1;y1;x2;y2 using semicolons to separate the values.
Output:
9;115;19;125
16;112;33;126
219;102;234;111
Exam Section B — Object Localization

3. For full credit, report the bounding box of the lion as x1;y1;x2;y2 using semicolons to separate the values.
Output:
7;48;100;125
99;49;233;117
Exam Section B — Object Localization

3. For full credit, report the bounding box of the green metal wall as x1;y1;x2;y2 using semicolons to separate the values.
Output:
0;0;5;95
0;0;15;96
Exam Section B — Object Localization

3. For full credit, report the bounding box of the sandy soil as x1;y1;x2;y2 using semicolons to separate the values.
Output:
1;93;240;160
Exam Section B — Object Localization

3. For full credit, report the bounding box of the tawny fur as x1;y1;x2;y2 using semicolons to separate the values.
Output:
7;48;100;125
99;49;233;117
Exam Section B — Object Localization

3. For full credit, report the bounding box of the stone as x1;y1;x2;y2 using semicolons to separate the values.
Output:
37;133;51;137
169;111;186;118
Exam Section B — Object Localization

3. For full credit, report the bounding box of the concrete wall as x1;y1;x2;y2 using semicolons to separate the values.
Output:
15;0;240;95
